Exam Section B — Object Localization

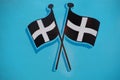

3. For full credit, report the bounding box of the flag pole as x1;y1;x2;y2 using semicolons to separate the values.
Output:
54;3;74;71
48;4;71;71
57;34;71;71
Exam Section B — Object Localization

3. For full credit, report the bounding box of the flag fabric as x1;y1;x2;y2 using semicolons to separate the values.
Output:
28;11;59;48
64;9;100;46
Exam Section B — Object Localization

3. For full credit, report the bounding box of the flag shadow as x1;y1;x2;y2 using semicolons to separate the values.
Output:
52;43;60;72
60;3;69;36
25;28;58;53
62;51;71;72
65;36;92;49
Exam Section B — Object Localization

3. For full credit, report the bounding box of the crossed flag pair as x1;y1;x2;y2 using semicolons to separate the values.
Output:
27;3;100;71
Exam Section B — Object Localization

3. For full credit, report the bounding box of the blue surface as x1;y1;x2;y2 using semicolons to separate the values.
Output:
0;0;120;80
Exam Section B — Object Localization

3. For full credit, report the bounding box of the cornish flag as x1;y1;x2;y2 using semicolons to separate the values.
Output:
64;5;100;46
28;7;59;48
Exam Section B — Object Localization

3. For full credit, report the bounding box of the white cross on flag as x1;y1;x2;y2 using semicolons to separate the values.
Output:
28;10;59;48
64;10;100;46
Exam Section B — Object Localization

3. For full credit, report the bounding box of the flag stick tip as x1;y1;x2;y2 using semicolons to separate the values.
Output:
67;3;74;8
48;4;53;9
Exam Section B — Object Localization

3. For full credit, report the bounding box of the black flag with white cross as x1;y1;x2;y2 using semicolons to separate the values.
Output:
28;5;59;48
64;3;100;46
27;4;71;71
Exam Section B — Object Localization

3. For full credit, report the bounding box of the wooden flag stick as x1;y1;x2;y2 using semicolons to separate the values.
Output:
48;4;71;71
54;3;74;71
55;34;71;71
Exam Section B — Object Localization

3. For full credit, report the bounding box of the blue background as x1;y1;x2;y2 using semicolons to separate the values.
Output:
0;0;120;80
